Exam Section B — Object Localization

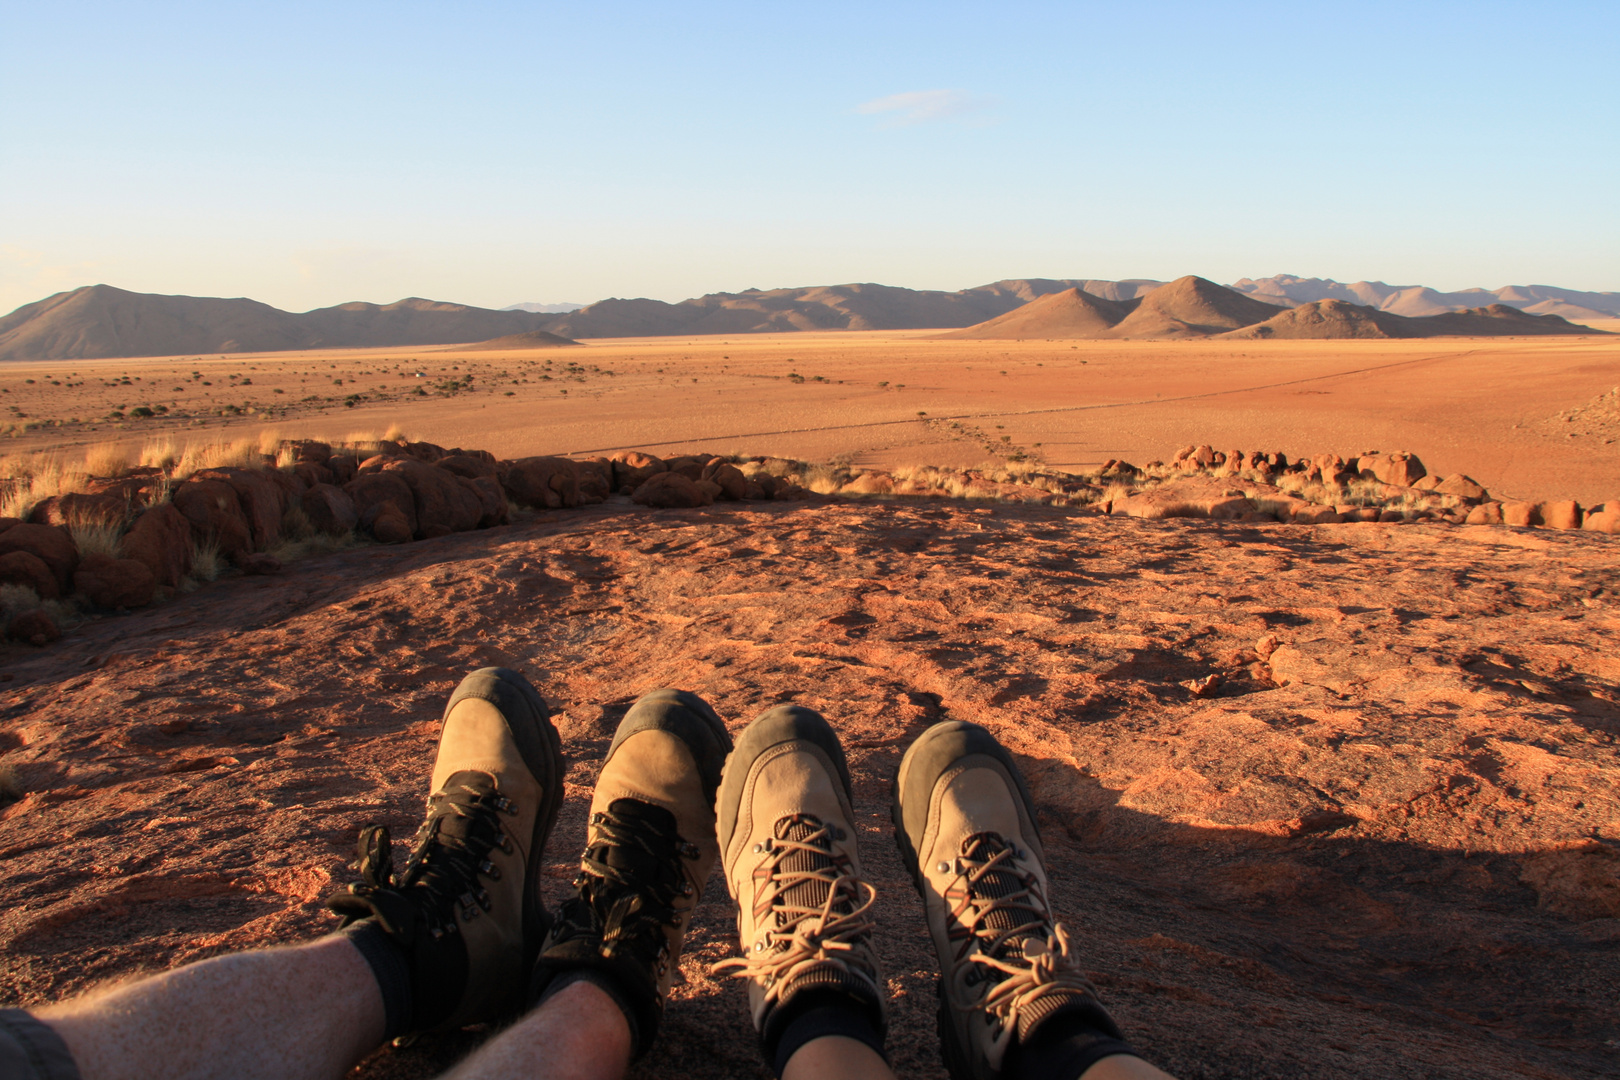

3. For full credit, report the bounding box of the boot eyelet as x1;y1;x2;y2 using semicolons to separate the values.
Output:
937;861;951;873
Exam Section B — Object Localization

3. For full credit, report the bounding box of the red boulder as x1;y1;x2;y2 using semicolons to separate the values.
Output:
610;452;667;492
28;492;129;529
74;552;156;609
194;467;286;550
632;472;713;509
502;457;582;510
172;479;253;558
120;503;193;588
0;550;59;599
0;523;78;593
381;458;481;537
8;608;59;646
302;483;360;536
346;472;419;539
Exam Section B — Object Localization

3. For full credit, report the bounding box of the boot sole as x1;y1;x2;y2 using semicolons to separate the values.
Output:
443;667;566;973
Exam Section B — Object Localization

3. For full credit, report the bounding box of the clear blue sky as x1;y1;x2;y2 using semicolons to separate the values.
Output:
3;1;1616;314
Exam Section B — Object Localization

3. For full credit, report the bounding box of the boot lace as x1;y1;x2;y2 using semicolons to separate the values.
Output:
560;798;698;976
711;814;880;1009
338;770;518;939
945;833;1095;1060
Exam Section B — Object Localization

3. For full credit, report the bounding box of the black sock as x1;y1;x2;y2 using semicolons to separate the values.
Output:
770;992;886;1079
340;919;413;1041
1009;1020;1140;1080
534;968;645;1058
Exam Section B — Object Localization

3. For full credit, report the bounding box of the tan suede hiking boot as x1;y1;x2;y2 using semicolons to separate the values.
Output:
893;721;1124;1080
713;705;886;1060
532;689;732;1058
329;667;563;1031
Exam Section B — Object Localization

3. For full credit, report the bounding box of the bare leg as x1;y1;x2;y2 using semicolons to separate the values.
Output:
36;934;383;1080
441;979;630;1080
1081;1057;1178;1080
780;1037;1177;1080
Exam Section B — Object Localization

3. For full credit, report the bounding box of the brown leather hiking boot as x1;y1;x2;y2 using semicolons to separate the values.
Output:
328;667;563;1031
531;689;732;1058
713;705;886;1060
893;721;1125;1080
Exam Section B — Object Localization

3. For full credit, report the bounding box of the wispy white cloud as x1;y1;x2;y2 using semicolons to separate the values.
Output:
854;89;993;127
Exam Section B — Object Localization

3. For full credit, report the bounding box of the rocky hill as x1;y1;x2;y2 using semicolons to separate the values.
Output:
0;285;558;362
1222;299;1605;339
1229;274;1620;320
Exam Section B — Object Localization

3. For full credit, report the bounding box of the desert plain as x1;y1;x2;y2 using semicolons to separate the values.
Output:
2;328;1618;503
1;329;1618;1080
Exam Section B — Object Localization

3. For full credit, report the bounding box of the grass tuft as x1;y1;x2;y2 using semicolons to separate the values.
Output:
188;541;223;583
84;443;131;478
68;523;123;559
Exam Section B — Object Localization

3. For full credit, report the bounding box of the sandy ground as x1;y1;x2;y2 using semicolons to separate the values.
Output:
1;497;1616;1079
2;330;1617;504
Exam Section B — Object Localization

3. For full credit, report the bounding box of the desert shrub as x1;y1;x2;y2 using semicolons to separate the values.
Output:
383;422;407;443
68;523;123;559
256;428;284;456
0;582;41;616
0;455;88;520
174;438;261;478
83;442;131;478
188;541;223;583
140;438;180;471
802;464;849;495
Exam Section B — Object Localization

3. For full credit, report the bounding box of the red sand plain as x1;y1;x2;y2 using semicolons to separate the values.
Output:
2;329;1617;504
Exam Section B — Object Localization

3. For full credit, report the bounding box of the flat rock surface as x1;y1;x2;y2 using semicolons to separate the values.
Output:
2;499;1617;1079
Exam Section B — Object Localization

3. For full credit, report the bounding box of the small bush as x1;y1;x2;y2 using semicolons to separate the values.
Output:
84;442;131;477
68;523;123;559
189;541;223;583
0;582;41;617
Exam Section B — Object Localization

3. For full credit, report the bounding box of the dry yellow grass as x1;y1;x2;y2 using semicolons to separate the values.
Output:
83;443;130;478
0;453;88;519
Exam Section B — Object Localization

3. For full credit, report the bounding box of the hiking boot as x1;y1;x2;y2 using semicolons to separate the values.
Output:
713;705;886;1061
531;689;732;1058
328;667;563;1031
892;721;1123;1080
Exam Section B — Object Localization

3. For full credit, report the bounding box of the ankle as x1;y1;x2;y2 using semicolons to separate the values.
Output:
766;988;886;1077
1007;1003;1137;1080
530;966;650;1059
339;919;413;1040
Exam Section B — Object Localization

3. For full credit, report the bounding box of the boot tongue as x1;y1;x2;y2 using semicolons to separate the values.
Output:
773;814;833;926
962;832;1029;954
596;797;680;883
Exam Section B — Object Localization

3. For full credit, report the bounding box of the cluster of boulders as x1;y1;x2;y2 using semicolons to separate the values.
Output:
1155;444;1617;531
0;442;816;645
0;438;1613;648
597;452;810;508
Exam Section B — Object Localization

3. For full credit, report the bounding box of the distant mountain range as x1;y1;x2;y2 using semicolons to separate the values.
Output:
1;275;1613;361
1229;275;1620;321
944;277;1600;340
